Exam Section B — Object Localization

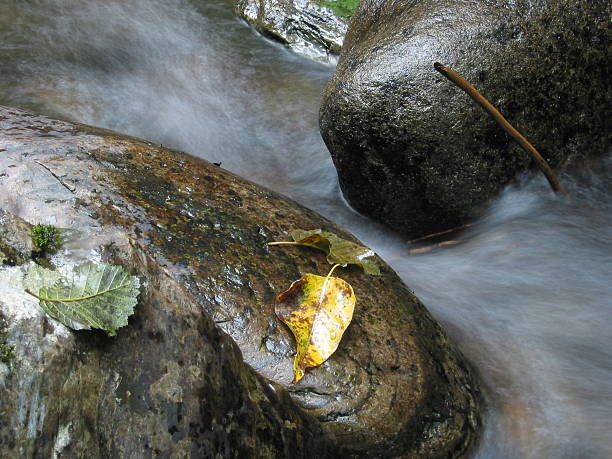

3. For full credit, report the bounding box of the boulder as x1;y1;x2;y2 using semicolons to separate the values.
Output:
234;0;348;62
0;106;480;457
0;177;332;455
320;0;611;237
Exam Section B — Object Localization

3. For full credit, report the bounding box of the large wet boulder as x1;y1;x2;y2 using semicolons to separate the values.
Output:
0;190;331;455
234;0;348;62
0;106;480;457
320;0;611;237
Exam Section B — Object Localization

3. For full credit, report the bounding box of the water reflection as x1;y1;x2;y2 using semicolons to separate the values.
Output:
1;1;611;457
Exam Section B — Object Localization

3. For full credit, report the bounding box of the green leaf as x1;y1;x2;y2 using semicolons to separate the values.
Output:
0;251;6;265
24;262;140;336
270;229;381;275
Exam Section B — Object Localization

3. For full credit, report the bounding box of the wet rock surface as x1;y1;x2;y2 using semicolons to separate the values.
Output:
0;164;331;455
0;258;332;457
320;0;611;238
0;209;33;265
0;106;480;457
235;0;348;63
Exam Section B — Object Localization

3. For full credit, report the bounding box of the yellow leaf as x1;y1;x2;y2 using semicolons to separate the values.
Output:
275;272;356;384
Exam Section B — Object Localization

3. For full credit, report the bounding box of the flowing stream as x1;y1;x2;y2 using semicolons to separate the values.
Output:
1;1;611;457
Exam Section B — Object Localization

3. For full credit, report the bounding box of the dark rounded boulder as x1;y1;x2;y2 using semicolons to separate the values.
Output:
320;0;611;237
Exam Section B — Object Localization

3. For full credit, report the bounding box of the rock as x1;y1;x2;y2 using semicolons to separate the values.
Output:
0;209;33;265
320;0;611;237
235;0;348;63
0;260;333;457
0;210;332;455
0;106;480;457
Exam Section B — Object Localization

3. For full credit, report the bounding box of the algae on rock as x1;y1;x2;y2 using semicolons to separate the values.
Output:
31;223;63;255
0;314;14;363
318;0;359;17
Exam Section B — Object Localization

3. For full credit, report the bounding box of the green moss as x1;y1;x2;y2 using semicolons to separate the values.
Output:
319;0;360;17
0;316;14;363
0;344;14;363
258;445;277;459
31;224;62;255
283;420;297;429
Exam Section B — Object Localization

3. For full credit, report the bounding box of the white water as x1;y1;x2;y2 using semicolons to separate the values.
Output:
1;1;611;457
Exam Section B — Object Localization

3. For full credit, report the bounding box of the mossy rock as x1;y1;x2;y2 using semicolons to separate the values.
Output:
31;223;63;255
0;314;14;364
0;209;34;265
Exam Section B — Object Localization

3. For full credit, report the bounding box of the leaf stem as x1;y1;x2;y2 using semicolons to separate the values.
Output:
433;62;564;193
320;264;342;304
325;263;342;282
267;241;302;246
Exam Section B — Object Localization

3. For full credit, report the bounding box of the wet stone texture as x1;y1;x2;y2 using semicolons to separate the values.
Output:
0;208;33;265
320;0;611;238
0;106;481;457
234;0;348;63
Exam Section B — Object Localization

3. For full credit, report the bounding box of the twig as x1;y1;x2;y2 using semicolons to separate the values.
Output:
434;62;564;193
408;223;472;244
408;240;461;255
386;240;462;260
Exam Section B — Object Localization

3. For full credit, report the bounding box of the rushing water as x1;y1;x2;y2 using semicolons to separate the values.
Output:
1;1;611;457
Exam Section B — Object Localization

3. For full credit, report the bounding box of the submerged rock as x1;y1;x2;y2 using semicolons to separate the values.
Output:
0;106;480;457
320;0;611;237
234;0;348;63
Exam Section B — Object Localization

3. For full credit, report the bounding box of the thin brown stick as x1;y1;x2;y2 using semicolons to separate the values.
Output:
434;62;564;193
408;223;472;244
386;240;462;260
408;240;461;255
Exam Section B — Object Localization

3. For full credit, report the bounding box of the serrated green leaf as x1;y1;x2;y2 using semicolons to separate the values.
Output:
23;263;62;290
272;229;381;275
24;262;140;336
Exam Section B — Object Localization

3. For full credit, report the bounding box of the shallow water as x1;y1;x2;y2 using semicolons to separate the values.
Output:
1;1;611;457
